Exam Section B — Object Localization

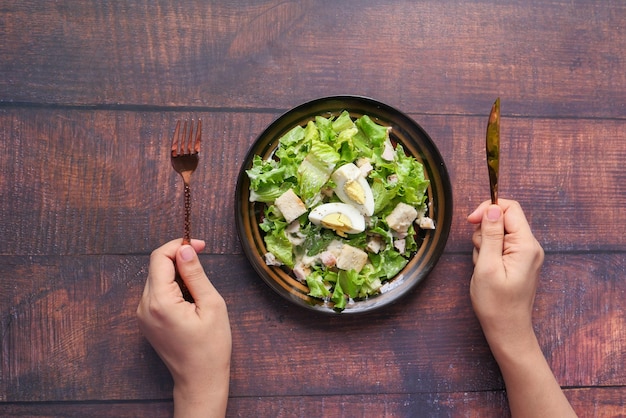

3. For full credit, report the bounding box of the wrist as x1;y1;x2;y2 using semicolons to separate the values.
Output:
483;323;542;372
173;376;229;418
476;309;536;359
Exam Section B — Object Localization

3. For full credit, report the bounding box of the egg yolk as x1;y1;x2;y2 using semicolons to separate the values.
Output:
320;213;353;237
343;180;365;205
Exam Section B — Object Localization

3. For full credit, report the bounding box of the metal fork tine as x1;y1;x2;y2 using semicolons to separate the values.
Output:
181;120;188;154
194;120;202;153
186;120;194;154
171;120;203;156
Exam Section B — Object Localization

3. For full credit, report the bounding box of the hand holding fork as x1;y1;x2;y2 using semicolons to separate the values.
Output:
171;120;202;245
170;120;202;301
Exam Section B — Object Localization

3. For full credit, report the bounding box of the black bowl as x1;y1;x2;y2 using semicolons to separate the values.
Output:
235;96;452;314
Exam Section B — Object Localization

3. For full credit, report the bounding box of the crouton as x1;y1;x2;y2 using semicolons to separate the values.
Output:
336;244;369;273
274;189;307;223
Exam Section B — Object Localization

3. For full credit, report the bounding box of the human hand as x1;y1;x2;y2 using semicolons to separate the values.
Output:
467;199;544;354
137;239;231;418
468;201;577;416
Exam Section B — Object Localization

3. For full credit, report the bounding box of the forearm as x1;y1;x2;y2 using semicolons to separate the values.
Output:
487;331;577;418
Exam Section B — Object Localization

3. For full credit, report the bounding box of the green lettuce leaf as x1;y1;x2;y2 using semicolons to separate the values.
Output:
246;155;293;203
338;269;362;299
260;205;293;267
370;143;429;214
306;271;331;299
355;114;388;147
332;111;356;133
331;280;347;310
315;115;335;143
297;141;340;206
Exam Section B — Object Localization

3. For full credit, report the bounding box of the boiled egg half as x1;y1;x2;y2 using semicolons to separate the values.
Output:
331;163;375;216
308;202;365;237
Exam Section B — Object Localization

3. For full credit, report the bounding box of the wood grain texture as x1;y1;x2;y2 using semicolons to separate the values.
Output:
1;109;624;256
2;253;624;403
0;387;623;417
0;387;625;417
0;1;625;118
1;0;624;415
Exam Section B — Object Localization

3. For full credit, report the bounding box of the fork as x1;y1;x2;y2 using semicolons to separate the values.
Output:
171;119;202;245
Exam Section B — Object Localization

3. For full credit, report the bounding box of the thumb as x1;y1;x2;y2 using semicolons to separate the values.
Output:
176;245;214;303
477;205;505;260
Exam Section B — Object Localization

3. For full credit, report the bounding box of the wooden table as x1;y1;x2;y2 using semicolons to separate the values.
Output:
1;1;625;416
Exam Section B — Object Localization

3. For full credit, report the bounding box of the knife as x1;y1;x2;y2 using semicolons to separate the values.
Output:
486;98;500;204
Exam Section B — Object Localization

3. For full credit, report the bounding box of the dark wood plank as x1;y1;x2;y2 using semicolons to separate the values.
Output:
0;109;275;256
1;0;625;414
0;1;625;118
225;387;626;418
1;109;625;256
2;253;624;402
419;114;626;253
1;387;625;417
0;401;175;418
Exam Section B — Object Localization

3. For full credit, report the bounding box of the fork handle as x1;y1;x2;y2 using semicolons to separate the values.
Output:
183;182;191;245
178;181;193;301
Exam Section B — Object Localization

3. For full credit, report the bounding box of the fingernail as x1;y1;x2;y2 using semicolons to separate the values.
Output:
486;205;501;221
180;245;195;261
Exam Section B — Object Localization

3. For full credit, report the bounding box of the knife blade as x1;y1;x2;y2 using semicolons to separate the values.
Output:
486;97;500;204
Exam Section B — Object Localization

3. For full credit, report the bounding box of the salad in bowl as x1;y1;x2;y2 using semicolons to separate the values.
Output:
236;96;452;314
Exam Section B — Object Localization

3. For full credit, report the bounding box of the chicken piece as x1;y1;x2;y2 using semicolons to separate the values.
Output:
418;216;436;230
319;250;337;267
381;139;396;161
293;263;310;282
264;252;283;266
326;240;344;256
386;202;418;233
394;238;406;253
366;236;383;254
274;189;307;223
355;157;373;177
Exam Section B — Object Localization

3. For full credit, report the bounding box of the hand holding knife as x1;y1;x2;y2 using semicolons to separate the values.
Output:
486;98;500;204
